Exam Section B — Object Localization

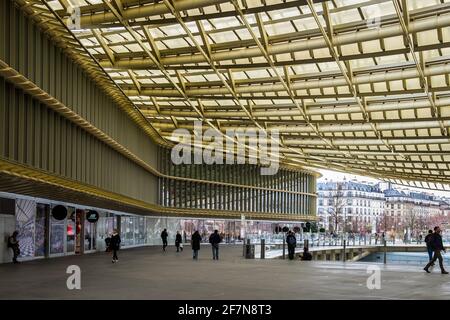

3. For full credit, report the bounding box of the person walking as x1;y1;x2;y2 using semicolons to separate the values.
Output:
424;229;434;265
424;226;448;274
7;231;20;264
191;230;202;260
110;229;121;263
175;231;183;252
286;230;297;260
209;230;222;260
161;228;168;251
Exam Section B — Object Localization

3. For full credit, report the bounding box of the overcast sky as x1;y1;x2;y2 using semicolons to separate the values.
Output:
317;169;450;198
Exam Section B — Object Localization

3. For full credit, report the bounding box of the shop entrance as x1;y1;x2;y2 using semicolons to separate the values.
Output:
71;209;97;254
75;209;84;254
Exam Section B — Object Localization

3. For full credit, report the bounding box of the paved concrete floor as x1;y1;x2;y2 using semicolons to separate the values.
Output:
0;245;449;300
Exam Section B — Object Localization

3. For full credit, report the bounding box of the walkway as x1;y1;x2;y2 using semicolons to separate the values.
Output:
0;245;449;299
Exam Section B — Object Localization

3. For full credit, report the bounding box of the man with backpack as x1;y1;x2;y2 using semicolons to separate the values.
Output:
286;230;297;260
424;229;434;265
7;231;20;264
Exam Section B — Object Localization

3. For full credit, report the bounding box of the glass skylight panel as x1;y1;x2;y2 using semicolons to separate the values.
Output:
46;0;64;10
210;16;241;29
208;31;239;44
270;7;301;20
332;8;361;25
409;0;441;10
267;22;296;36
159;24;186;37
111;45;128;53
163;38;190;49
123;43;141;52
105;33;125;43
234;28;254;41
28;0;450;183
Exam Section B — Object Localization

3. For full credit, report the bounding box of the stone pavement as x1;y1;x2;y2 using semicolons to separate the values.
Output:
0;245;449;299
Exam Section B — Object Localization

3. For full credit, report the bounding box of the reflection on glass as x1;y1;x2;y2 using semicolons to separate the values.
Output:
84;214;91;251
125;217;134;246
84;215;96;251
75;209;83;254
15;199;36;258
35;203;49;257
66;207;76;254
50;213;65;255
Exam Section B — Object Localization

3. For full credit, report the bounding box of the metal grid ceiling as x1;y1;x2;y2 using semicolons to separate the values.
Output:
14;0;450;189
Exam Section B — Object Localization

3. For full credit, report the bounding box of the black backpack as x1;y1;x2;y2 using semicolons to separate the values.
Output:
287;235;296;245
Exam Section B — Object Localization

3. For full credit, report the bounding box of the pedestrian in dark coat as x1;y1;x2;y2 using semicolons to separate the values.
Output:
286;231;297;260
424;226;448;274
209;230;222;260
110;229;121;263
161;229;168;251
175;231;183;252
191;231;202;260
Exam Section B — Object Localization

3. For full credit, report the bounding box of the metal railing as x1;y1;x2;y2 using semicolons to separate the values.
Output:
242;233;450;260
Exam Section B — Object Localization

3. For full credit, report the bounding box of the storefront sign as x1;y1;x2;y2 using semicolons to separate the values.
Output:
52;205;67;220
87;210;99;223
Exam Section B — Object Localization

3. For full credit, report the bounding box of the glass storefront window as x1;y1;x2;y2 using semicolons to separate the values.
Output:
84;216;92;251
50;211;65;255
137;217;146;245
75;209;83;254
96;212;115;251
35;203;49;257
181;219;197;242
84;212;97;252
122;216;135;246
66;207;76;254
15;199;36;258
145;217;164;245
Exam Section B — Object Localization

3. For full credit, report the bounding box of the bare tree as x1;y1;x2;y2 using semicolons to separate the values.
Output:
427;213;449;230
403;204;417;236
327;182;346;233
416;214;428;238
377;209;392;235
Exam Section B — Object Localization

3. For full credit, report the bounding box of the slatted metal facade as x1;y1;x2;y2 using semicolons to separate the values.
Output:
158;148;317;216
0;0;317;221
0;0;158;204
